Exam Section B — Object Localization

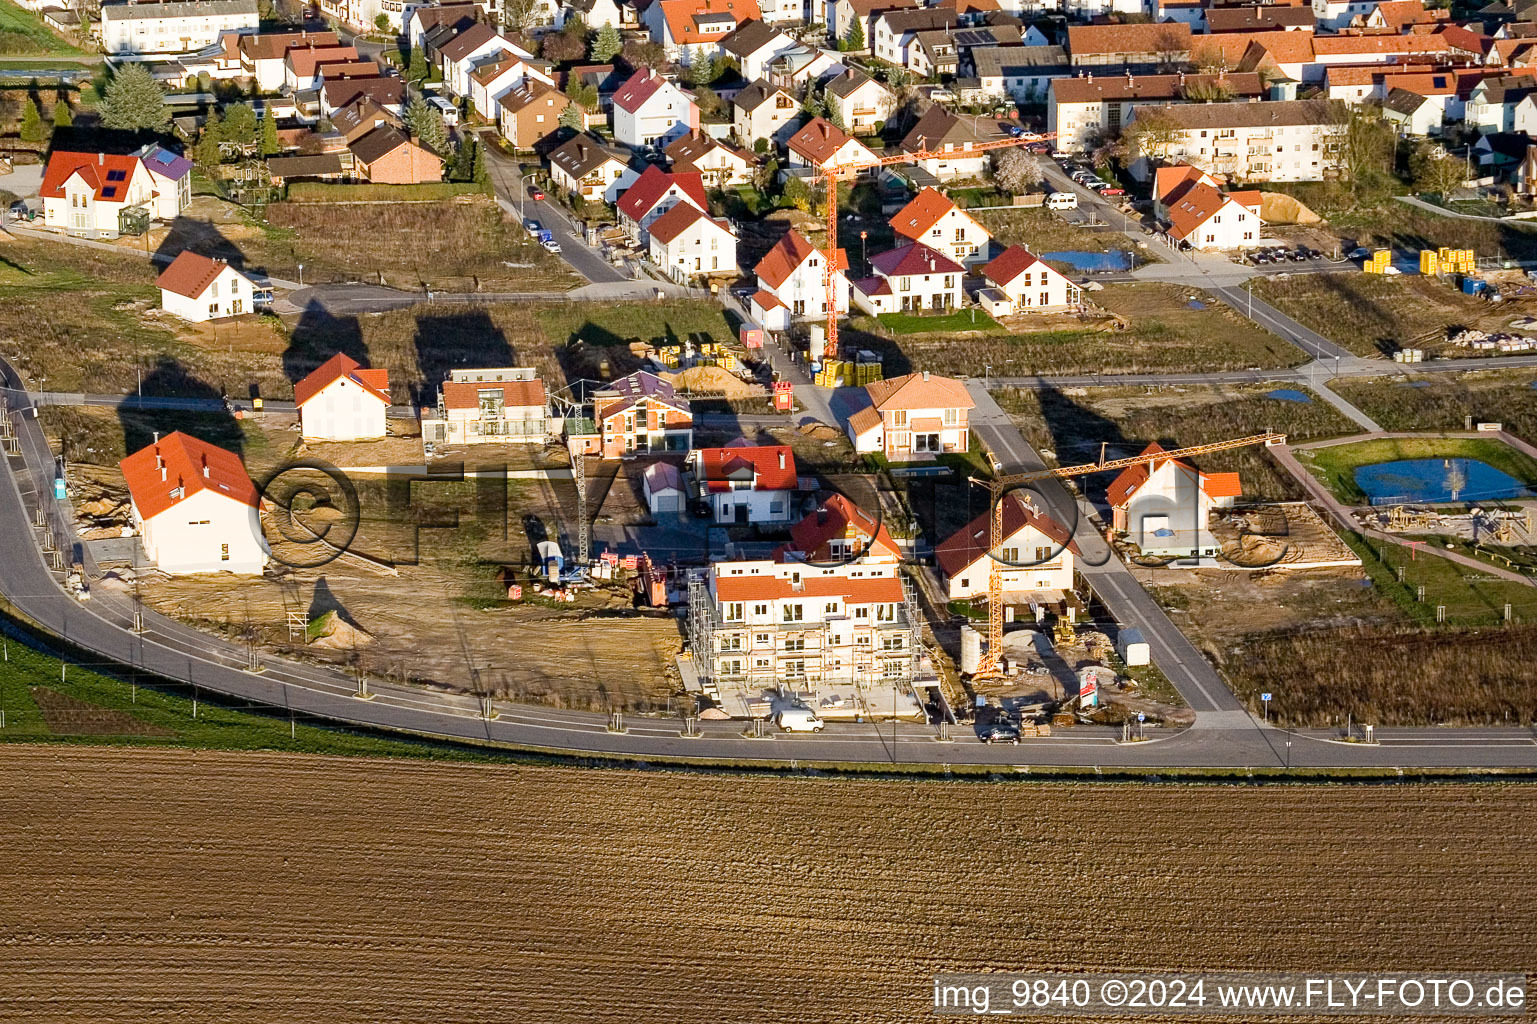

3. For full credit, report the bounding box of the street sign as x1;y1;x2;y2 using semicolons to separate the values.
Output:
1137;712;1145;722
1261;693;1272;702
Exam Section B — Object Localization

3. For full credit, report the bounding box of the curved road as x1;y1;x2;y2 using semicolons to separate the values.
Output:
3;377;1536;768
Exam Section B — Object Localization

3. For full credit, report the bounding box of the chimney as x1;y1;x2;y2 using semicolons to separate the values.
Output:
778;450;786;470
201;453;210;478
160;464;167;483
922;370;931;381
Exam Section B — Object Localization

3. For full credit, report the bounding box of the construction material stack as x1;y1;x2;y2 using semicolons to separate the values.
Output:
1363;249;1392;274
1421;247;1474;276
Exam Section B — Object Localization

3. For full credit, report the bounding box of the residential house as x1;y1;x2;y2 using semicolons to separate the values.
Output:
845;370;974;460
613;67;700;148
101;0;258;55
935;493;1077;601
666;129;755;185
1127;99;1342;182
1048;71;1266;153
319;76;405;118
890;186;993;267
436;23;505;96
643;0;764;61
824;68;895;135
687;442;798;523
871;7;956;68
331;96;403;144
766;45;842;91
969;44;1072;104
593;371;694;456
239;30;339;92
40;151;158;237
156;252;258;322
294;353;390;441
560;0;628;27
549;132;639;203
977;245;1080;315
1305;33;1450;80
912;23;1021;79
616;163;710;243
733;78;798;143
901;105;1003;180
349;127;443;184
404;1;481;52
1468;73;1537;131
468;52;542;120
1160;178;1262;250
824;0;919;47
852;243;965;315
1383;85;1446;135
647;202;739;281
754;227;850;322
119;432;267;575
498;79;577;150
1311;0;1377;29
1205;5;1315;31
1106;441;1241;558
284;42;359;92
420;368;550;445
139;144;193;221
1365;0;1447;30
785;116;879;171
1066;22;1192;67
720;19;799;81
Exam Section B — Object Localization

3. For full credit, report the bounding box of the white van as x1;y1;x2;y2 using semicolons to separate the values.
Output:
1046;192;1078;211
427;95;459;126
776;707;825;732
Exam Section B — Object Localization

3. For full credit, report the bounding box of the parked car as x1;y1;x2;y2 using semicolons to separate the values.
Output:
1100;187;1126;196
524;218;544;237
776;707;825;732
529;187;546;201
541;238;562;254
1046;192;1078;210
1005;125;1025;138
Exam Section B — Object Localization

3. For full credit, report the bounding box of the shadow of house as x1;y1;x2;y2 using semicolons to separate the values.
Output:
44;124;152;157
411;310;516;407
119;356;245;459
152;217;262;276
282;300;367;392
307;574;363;628
1029;381;1138;514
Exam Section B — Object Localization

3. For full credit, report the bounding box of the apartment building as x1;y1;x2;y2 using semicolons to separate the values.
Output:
101;0;258;55
1128;99;1341;182
420;368;550;445
1048;71;1265;153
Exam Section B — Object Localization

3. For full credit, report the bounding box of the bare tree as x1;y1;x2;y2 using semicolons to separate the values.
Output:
1327;99;1393;184
1152;26;1189;71
993;148;1043;194
1124;107;1183;165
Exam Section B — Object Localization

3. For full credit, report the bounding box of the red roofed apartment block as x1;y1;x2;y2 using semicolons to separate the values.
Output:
155;251;260;323
119;432;267;575
687;440;798;523
294;353;391;441
422;367;550;445
1106;442;1241;558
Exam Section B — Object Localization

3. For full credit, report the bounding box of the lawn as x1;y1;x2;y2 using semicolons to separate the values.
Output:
996;382;1357;501
1251;273;1521;358
1332;371;1537;445
1299;436;1537;505
0;0;86;56
874;308;1005;335
534;299;738;351
0;614;506;759
844;283;1305;377
972;206;1142;255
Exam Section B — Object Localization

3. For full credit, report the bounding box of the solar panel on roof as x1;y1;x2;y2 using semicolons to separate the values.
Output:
106;169;127;181
101;186;117;198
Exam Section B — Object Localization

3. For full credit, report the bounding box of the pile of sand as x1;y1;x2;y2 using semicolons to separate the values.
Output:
797;423;842;442
662;365;758;398
1260;192;1323;225
307;610;374;650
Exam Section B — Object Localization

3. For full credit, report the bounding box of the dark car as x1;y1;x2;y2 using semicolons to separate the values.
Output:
981;720;1021;745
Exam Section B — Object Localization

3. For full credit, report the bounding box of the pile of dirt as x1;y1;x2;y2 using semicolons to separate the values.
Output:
1261;192;1323;225
661;365;760;398
797;422;843;442
307;610;374;650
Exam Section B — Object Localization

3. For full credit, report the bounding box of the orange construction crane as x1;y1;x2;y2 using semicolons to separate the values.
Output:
812;130;1056;362
968;431;1288;680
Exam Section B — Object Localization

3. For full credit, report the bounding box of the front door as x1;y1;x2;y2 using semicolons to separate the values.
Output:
735;502;748;525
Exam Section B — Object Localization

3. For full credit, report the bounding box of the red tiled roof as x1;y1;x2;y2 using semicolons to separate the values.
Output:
1204;471;1242;498
1154;163;1219;202
1067;21;1190;56
863;371;973;412
39;151;141;202
786;116;870;166
695;443;796;491
659;0;761;45
891;186;970;241
1107;442;1236;507
647;201;731;245
714;569;905;603
617;163;709;222
293;352;390;407
982;244;1057;287
441;378;546;411
754;228;847;288
613;67;670;113
1164;180;1244;242
286;44;358;77
154;251;241;300
786;493;899;561
120;431;259;521
1313;32;1448;54
870;241;964;277
750;288;786;312
934;493;1077;578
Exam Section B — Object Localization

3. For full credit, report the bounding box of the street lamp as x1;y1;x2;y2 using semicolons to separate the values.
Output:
860;229;868;272
297;263;304;288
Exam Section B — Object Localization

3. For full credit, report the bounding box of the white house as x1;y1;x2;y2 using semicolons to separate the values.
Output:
644;0;764;61
1162;180;1263;251
823;67;896;135
687;442;798;524
284;42;359;92
732;78;798;145
935;493;1077;601
420;368;550;445
139;145;194;221
754;228;849;320
616;163;709;244
40;151;158;238
101;0;258;55
720;19;799;82
647;202;739;282
155;252;258;322
1107;442;1242;558
900;105;998;180
665;130;755;186
468;52;550;119
852;243;965;315
845;370;973;460
549;132;639;203
889;186;992;267
612;67;700;149
438;23;516;98
785;116;879;172
294;353;390;442
120;432;267;575
239;30;340;92
977;245;1080;316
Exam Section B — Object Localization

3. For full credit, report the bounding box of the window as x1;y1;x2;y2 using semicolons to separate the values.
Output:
721;634;743;651
220;544;229;561
891;410;907;427
724;601;744;621
825;601;838;614
944;407;957;425
782;603;803;622
784;638;805;652
753;604;768;617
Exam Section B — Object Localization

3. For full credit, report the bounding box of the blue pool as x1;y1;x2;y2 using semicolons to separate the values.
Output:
1265;388;1312;403
1041;250;1132;273
1354;458;1534;505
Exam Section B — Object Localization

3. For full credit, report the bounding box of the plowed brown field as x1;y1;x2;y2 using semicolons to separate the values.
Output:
1;747;1533;1023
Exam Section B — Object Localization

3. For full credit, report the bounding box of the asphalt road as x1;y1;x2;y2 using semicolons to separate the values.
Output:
482;143;630;285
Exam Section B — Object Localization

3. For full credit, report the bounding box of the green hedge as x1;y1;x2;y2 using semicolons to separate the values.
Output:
285;181;491;202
